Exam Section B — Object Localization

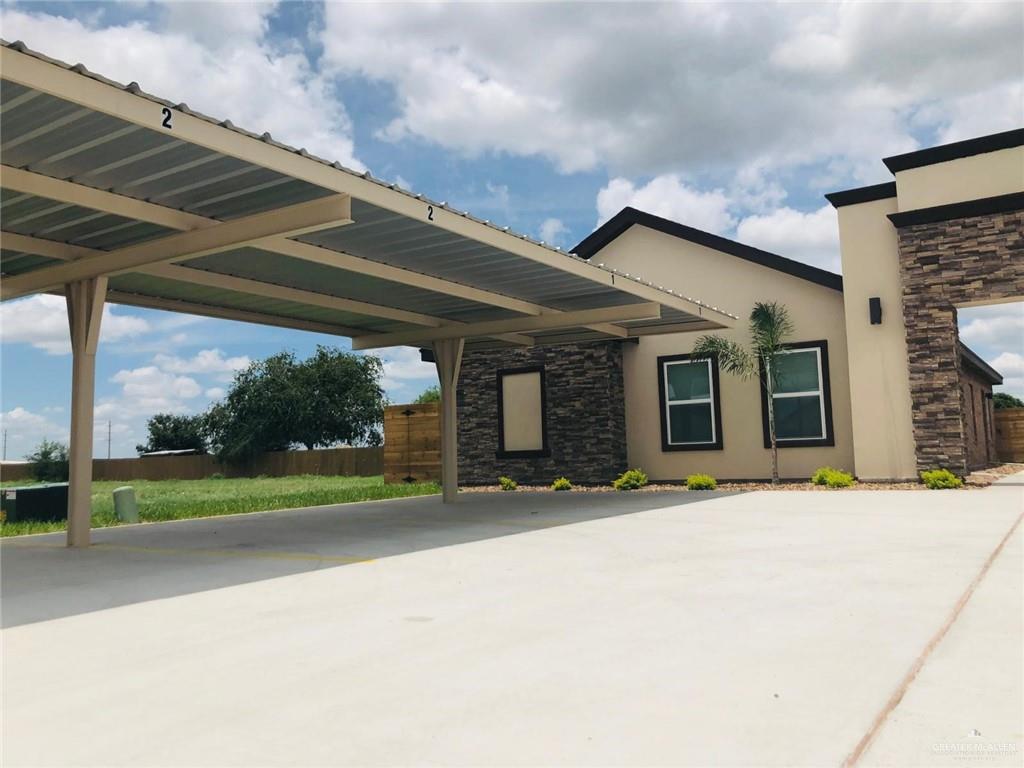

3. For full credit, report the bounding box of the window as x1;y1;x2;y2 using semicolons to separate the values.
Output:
496;366;549;458
759;340;834;448
657;354;723;451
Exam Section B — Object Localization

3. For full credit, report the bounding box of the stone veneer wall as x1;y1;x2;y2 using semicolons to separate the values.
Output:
457;340;627;485
896;208;1024;473
959;363;996;470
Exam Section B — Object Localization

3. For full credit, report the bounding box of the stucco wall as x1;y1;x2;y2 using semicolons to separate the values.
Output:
834;195;918;480
597;226;855;481
895;146;1024;211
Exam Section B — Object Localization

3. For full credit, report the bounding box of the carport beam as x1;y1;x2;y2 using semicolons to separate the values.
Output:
433;338;464;503
66;277;106;548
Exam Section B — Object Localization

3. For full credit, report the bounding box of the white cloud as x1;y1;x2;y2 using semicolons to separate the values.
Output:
153;348;251;376
320;3;1022;179
990;351;1024;396
539;218;568;247
1;6;363;170
378;347;437;399
735;206;840;272
0;407;68;454
161;1;276;51
959;304;1024;349
101;366;203;418
960;303;1024;397
205;387;226;399
0;294;150;355
596;176;735;234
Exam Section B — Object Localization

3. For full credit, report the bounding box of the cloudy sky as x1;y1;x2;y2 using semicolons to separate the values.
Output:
1;1;1022;459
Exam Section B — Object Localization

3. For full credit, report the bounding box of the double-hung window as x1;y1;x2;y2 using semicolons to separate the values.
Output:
657;354;723;451
760;341;834;448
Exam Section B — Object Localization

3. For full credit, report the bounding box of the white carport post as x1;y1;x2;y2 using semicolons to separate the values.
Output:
432;338;464;503
65;277;107;547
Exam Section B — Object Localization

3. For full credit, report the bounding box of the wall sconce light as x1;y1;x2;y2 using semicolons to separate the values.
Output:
869;297;882;325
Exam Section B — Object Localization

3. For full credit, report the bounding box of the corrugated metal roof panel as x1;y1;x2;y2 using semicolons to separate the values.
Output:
109;272;403;333
183;248;521;324
0;40;737;345
0;249;58;274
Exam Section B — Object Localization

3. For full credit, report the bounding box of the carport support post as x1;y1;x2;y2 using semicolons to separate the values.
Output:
433;338;464;503
66;277;107;547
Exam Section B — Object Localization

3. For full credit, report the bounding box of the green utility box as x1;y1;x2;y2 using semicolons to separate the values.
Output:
112;486;139;523
0;483;69;523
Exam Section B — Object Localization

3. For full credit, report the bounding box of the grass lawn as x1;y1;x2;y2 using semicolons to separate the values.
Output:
0;475;439;537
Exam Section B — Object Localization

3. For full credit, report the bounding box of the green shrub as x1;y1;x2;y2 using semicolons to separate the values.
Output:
498;476;518;491
613;468;649;491
26;439;69;482
825;469;854;488
209;473;225;480
551;477;573;491
811;466;855;488
687;473;717;490
921;468;963;490
811;466;834;486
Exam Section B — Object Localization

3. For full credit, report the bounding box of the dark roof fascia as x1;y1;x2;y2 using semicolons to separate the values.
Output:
825;182;897;209
887;191;1024;228
883;128;1024;174
571;207;843;292
959;342;1003;386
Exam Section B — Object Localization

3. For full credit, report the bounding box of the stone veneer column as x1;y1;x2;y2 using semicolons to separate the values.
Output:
457;340;627;485
895;208;1023;473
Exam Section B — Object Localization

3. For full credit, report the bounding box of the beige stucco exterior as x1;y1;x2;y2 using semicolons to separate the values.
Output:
894;146;1024;211
834;196;918;480
597;225;855;481
500;371;544;451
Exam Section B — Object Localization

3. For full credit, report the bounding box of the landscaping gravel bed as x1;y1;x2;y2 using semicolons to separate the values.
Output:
460;463;1023;494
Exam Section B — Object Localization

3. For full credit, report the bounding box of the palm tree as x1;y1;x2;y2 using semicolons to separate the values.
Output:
691;301;794;484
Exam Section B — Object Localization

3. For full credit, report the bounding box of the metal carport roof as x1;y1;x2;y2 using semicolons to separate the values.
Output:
0;40;737;541
0;40;736;351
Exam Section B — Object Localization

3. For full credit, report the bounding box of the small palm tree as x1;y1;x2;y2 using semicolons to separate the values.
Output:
691;301;794;484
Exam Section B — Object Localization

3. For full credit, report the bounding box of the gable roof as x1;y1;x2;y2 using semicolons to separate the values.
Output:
571;207;843;292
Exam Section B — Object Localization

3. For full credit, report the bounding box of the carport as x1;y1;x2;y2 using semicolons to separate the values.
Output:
0;41;736;546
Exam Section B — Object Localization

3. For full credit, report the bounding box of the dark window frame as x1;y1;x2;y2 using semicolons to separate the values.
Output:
495;365;550;459
759;340;835;449
657;353;724;452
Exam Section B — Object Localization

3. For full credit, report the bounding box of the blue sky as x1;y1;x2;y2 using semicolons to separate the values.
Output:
1;1;1022;458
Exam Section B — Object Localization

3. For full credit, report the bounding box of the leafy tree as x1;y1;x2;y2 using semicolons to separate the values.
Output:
414;385;441;404
692;301;795;485
136;413;207;455
26;438;69;482
204;347;385;463
993;392;1024;409
204;352;303;463
291;346;385;449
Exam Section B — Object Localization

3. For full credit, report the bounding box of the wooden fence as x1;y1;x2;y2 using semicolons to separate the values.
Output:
383;402;441;483
995;408;1024;462
0;446;383;484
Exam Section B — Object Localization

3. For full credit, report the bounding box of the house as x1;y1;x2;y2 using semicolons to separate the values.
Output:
450;129;1021;483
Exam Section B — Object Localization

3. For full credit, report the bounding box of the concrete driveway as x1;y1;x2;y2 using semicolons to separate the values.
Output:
2;479;1021;767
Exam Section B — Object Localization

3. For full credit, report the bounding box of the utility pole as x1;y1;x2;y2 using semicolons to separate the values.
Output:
107;420;112;460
